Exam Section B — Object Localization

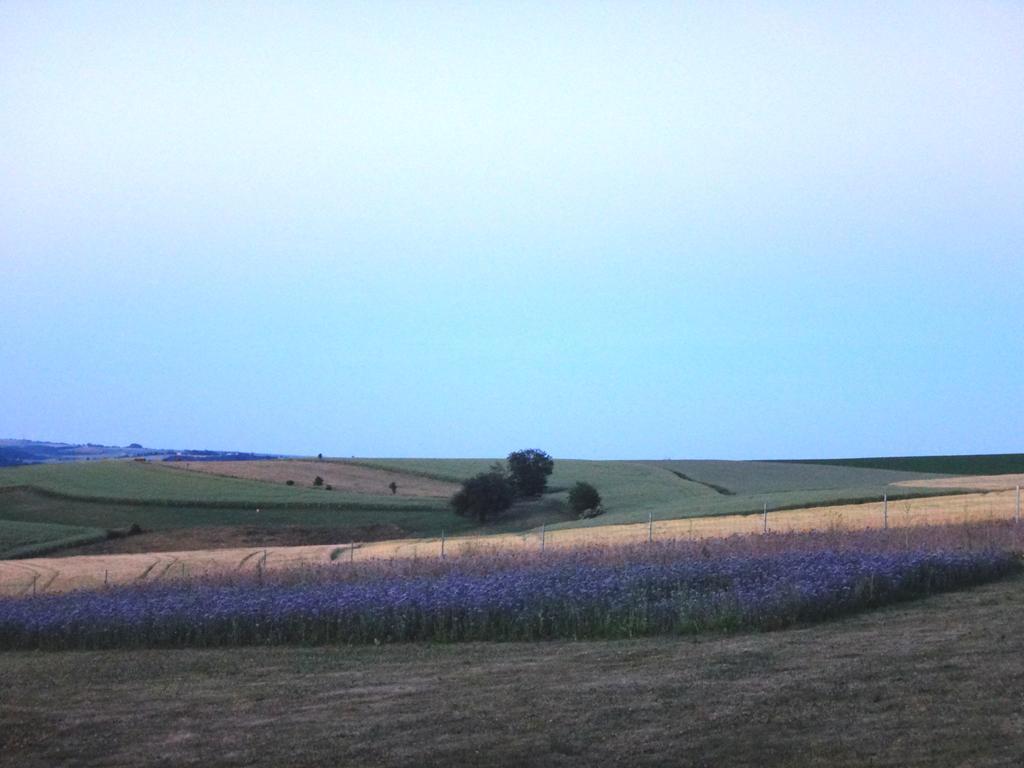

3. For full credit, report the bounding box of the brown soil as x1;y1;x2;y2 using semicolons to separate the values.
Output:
160;460;458;498
3;576;1024;767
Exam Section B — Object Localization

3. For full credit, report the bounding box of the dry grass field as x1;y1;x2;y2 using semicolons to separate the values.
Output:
162;460;459;498
896;473;1024;491
3;574;1024;767
1;488;1019;597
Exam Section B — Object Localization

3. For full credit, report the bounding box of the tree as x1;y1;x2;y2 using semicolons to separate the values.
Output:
568;481;602;514
450;471;515;522
313;475;324;487
506;449;554;497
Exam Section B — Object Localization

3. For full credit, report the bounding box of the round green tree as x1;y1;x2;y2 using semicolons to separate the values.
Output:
506;449;554;497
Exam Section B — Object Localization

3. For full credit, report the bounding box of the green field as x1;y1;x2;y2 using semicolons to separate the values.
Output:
0;462;466;556
353;457;958;528
641;459;948;494
0;518;107;559
0;487;466;533
0;461;443;510
0;454;1010;558
774;453;1024;476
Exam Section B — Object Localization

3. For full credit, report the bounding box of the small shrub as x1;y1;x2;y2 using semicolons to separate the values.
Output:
107;523;144;540
569;482;602;515
285;480;295;486
313;476;324;487
325;484;333;491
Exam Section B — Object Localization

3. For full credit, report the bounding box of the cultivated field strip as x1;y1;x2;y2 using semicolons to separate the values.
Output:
163;460;460;498
0;489;1019;596
893;473;1024;491
0;460;446;509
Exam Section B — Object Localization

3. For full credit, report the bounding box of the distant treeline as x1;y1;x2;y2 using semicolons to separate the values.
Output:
161;452;276;463
0;441;279;467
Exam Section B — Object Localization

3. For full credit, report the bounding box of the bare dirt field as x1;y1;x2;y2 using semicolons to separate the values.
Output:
3;575;1024;767
895;472;1024;491
161;460;460;498
1;489;1019;597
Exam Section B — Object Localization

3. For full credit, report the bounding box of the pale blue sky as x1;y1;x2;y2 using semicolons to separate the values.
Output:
2;1;1021;459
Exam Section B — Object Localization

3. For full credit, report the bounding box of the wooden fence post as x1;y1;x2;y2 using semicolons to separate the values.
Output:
762;503;768;534
883;493;888;530
441;529;446;559
648;511;654;543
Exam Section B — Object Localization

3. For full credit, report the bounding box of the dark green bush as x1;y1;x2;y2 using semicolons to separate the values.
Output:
451;471;515;522
313;476;324;487
568;482;602;514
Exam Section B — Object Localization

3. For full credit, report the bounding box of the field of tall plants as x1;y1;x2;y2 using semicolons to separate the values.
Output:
2;521;1019;651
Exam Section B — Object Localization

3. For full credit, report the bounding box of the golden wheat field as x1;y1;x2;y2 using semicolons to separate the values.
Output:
894;473;1024;491
1;487;1020;597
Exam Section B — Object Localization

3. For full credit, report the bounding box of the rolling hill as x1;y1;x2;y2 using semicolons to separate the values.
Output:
0;453;1014;558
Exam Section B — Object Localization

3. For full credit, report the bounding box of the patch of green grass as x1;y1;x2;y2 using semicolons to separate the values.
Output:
352;457;957;529
0;489;473;539
640;459;946;495
0;518;107;559
543;459;714;514
775;453;1024;476
357;458;713;502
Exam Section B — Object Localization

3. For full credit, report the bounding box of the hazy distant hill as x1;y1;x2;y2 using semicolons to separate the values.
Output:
0;440;277;467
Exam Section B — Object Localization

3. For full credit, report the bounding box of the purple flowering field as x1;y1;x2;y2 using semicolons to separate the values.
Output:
1;522;1020;651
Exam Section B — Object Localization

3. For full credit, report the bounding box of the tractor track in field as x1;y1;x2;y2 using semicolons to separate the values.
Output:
152;556;181;582
136;559;162;582
236;550;263;570
3;560;61;595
